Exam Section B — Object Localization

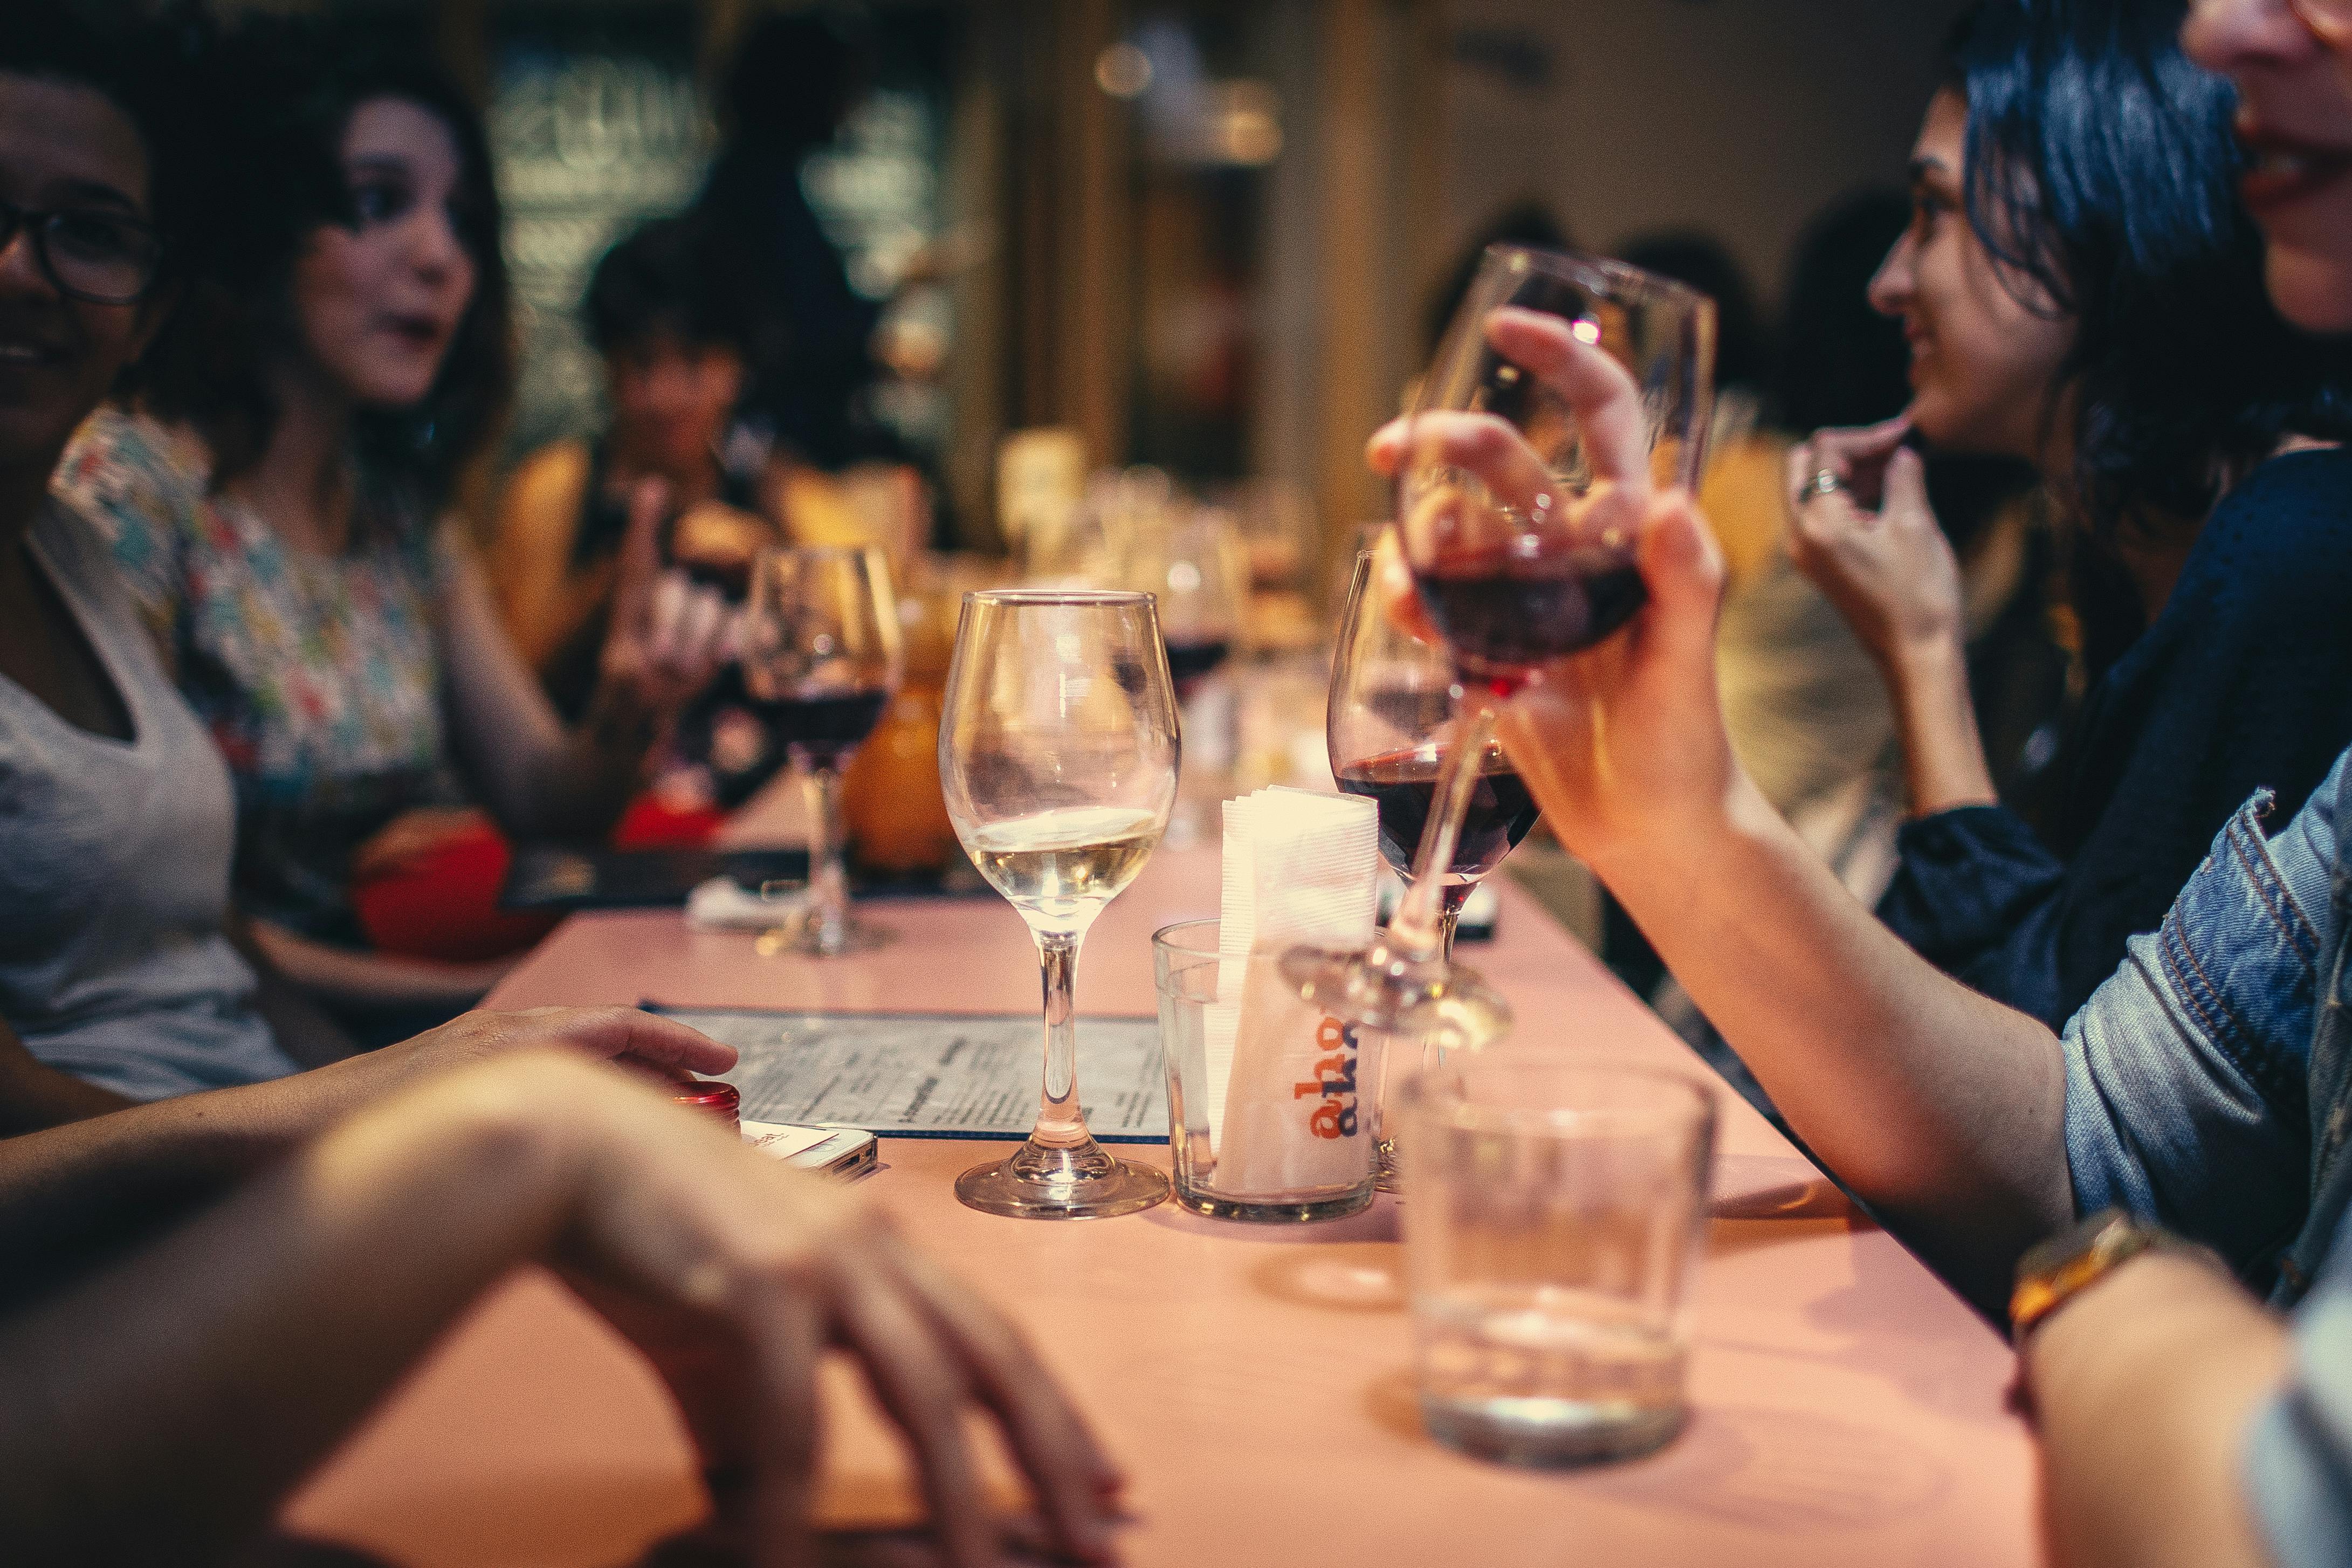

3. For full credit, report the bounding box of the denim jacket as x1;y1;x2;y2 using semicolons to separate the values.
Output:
2055;742;2352;1566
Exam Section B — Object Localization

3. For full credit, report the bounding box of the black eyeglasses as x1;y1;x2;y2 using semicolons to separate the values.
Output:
0;198;162;306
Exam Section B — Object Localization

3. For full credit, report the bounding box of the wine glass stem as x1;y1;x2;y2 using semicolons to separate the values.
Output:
799;751;850;946
1030;929;1090;1150
1437;883;1470;961
1386;706;1497;962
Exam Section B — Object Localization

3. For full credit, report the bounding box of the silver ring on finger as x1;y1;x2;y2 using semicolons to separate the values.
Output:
1797;468;1845;507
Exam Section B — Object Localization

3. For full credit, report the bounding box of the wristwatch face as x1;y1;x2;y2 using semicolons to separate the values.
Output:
2011;1208;2149;1339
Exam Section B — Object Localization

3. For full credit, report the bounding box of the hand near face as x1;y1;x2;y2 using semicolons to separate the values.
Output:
1784;417;1964;671
601;477;736;720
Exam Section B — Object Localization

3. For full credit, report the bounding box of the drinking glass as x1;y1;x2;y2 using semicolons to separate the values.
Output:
741;547;903;955
1397;1056;1717;1466
1286;247;1715;1039
1330;538;1540;952
1141;505;1246;699
939;589;1180;1218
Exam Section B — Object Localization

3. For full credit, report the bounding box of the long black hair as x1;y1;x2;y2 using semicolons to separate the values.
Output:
134;16;512;538
1948;0;2352;560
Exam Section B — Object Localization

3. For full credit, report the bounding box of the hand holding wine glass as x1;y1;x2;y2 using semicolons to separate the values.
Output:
1286;246;1715;1041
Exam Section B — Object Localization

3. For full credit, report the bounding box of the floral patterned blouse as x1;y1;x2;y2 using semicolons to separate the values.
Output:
56;406;461;944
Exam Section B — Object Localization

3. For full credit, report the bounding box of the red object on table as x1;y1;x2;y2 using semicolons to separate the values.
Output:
287;850;2040;1567
349;820;559;963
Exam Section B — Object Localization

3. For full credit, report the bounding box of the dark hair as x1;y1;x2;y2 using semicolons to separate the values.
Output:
720;10;875;152
1947;0;2352;548
583;218;743;357
1616;230;1769;394
1774;189;1914;434
1427;202;1573;357
134;17;512;535
0;2;198;276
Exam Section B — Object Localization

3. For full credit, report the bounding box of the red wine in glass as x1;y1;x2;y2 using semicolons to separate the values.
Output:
1335;743;1540;882
1163;636;1231;699
1413;558;1646;685
749;687;890;767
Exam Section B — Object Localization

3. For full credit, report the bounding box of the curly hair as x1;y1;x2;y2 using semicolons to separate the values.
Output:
129;16;512;538
1946;0;2352;559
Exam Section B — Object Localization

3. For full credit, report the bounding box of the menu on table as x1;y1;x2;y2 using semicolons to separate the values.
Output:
651;1006;1169;1141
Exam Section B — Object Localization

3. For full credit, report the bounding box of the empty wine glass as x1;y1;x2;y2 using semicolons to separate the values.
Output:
741;547;903;955
939;589;1180;1218
1286;246;1715;1039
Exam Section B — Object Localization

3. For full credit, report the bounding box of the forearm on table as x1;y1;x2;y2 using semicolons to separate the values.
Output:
249;920;512;1013
1587;774;2073;1298
2027;1253;2286;1568
0;1043;427;1276
0;1033;134;1137
0;1065;586;1560
1882;637;1998;816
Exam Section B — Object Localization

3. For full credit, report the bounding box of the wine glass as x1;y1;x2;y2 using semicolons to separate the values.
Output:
1330;536;1541;952
741;546;903;955
1286;246;1715;1039
938;589;1180;1218
1141;505;1246;700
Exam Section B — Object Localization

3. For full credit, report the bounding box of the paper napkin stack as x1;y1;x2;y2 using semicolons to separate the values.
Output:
1202;787;1381;1196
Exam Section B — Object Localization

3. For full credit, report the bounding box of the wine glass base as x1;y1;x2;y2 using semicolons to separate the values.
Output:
755;909;893;958
1279;941;1514;1046
955;1141;1171;1219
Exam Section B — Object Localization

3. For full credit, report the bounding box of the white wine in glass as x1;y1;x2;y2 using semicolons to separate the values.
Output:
939;590;1179;1218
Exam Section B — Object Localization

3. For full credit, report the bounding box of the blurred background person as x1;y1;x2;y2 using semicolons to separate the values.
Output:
491;216;778;725
690;8;892;475
56;20;731;1044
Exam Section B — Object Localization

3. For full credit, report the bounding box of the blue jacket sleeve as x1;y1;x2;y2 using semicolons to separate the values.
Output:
1878;806;2070;1023
2060;754;2342;1277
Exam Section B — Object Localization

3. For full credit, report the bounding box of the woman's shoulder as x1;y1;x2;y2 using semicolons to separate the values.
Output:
56;407;217;548
2208;445;2352;536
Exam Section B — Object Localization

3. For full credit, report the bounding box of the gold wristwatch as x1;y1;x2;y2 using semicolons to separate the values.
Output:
2009;1208;2181;1343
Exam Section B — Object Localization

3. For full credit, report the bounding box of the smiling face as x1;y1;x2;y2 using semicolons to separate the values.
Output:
0;71;160;476
1868;90;2076;461
2184;0;2352;331
605;329;743;476
288;95;477;411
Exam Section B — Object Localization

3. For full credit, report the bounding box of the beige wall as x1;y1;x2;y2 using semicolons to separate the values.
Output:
1434;0;1954;307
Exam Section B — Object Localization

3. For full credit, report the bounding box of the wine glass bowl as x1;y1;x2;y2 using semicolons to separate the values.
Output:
741;547;903;955
939;589;1180;1219
1400;248;1716;689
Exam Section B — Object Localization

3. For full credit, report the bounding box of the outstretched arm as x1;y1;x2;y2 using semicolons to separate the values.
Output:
1367;307;2073;1304
0;1007;734;1295
0;1052;1122;1568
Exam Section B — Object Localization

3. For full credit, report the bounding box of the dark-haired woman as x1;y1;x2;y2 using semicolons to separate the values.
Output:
1786;3;2352;1028
491;217;780;727
57;25;731;1032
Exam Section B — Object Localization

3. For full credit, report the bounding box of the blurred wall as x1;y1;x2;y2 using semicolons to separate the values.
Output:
1432;0;1952;305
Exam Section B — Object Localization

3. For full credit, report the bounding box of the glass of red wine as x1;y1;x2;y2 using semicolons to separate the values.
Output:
741;546;904;955
1285;246;1715;1040
1330;538;1541;951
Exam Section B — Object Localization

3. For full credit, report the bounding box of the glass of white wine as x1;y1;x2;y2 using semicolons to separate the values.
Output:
938;589;1179;1218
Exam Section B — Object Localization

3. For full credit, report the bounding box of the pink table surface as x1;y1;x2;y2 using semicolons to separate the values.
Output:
283;849;2041;1566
